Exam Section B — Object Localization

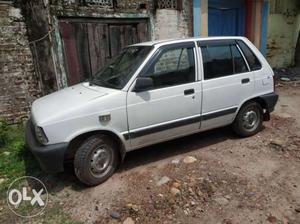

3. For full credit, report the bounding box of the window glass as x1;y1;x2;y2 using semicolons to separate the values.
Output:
231;45;248;73
237;40;262;71
142;47;195;89
92;46;152;89
201;45;233;80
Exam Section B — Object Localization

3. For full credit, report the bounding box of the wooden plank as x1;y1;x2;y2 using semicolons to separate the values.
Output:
60;19;150;85
123;25;137;46
60;18;149;24
87;23;109;75
131;26;138;44
59;21;82;85
73;22;91;81
137;22;149;42
109;25;122;58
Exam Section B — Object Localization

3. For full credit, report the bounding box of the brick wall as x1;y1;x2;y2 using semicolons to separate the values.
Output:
154;0;193;40
0;2;41;123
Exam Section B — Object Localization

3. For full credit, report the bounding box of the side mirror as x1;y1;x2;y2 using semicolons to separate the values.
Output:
134;77;154;92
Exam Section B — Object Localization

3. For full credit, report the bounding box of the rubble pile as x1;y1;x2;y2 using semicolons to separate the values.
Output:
274;67;300;82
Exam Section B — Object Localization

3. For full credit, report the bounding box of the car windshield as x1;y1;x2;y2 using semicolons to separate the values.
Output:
90;46;153;89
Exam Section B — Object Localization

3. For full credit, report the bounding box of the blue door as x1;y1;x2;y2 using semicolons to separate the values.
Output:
208;7;238;36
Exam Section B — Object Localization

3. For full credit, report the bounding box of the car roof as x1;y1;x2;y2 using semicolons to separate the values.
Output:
132;36;247;47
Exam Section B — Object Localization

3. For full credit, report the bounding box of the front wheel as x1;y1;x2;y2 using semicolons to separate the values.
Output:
74;134;118;186
233;102;263;137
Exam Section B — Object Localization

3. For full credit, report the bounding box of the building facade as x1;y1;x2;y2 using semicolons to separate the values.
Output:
0;0;299;123
267;0;300;68
193;0;300;68
0;0;193;123
192;0;269;55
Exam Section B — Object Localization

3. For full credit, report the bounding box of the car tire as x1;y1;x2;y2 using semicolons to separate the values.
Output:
74;134;118;186
233;102;263;137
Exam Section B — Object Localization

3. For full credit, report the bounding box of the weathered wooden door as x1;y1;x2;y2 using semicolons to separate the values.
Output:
59;19;149;85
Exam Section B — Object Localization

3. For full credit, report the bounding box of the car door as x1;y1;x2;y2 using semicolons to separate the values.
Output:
199;40;254;131
236;40;272;94
126;42;202;149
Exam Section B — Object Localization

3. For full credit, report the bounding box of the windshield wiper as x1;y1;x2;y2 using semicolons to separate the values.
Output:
88;77;98;86
92;79;118;89
108;65;114;76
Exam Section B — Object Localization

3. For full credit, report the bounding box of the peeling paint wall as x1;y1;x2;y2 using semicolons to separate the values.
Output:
267;0;300;68
294;14;300;46
267;14;296;67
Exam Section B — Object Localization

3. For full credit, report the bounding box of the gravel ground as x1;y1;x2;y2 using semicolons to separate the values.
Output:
3;83;300;224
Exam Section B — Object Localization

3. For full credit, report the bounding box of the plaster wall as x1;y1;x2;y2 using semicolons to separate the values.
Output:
294;14;300;47
267;14;295;67
267;0;300;68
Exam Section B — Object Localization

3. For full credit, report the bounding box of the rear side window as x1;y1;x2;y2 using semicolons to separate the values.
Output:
200;44;249;80
231;45;248;73
237;40;262;71
201;45;233;80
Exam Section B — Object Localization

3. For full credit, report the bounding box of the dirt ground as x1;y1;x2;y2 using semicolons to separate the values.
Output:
4;84;300;224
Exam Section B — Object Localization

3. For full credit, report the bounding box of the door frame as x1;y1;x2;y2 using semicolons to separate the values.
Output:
207;0;246;37
125;41;202;149
52;14;153;89
123;40;202;92
208;7;239;36
197;39;255;131
59;17;150;86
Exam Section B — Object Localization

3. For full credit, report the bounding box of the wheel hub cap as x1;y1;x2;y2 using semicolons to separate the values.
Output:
242;110;258;130
90;147;110;173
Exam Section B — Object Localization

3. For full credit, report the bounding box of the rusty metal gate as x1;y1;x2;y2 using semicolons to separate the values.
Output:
59;18;149;85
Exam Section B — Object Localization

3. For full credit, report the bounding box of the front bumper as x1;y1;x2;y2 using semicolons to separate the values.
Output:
25;121;68;173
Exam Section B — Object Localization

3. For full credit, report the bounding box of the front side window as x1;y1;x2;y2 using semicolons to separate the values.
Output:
91;46;153;89
141;47;195;89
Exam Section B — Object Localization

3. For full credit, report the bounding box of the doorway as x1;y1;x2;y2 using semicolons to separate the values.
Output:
59;18;149;85
208;0;245;37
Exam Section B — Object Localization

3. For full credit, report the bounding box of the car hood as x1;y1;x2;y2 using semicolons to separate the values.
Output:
31;82;115;125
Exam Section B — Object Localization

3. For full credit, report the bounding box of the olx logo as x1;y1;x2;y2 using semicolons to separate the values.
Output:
8;187;45;207
7;176;48;218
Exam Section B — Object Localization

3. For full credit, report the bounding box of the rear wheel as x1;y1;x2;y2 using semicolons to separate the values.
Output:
233;102;263;137
74;134;118;186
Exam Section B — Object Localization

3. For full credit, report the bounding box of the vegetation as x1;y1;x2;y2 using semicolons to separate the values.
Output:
0;122;39;197
0;122;80;223
0;121;9;147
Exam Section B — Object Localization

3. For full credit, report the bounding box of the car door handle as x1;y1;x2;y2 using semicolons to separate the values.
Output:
184;89;195;95
241;78;250;84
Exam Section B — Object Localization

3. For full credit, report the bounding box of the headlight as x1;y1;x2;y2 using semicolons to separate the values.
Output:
34;126;48;145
